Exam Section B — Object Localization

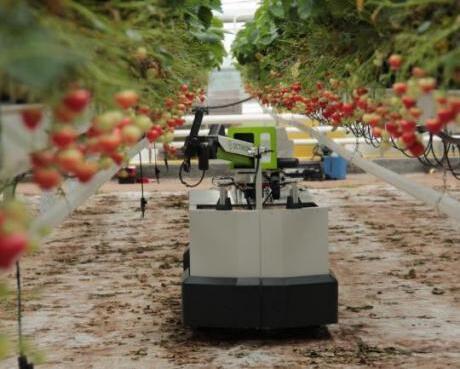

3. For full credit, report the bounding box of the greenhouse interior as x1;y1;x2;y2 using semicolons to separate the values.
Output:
0;1;459;368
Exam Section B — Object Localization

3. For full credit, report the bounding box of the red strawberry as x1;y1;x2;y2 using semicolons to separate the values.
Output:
369;114;381;127
34;167;62;190
356;87;368;96
56;148;84;173
409;107;422;119
330;112;342;126
137;105;151;116
110;152;124;166
408;141;425;157
164;98;175;110
356;97;368;111
54;104;77;123
436;96;448;105
63;89;91;113
372;126;382;138
411;67;426;78
388;54;402;71
30;150;55;168
98;131;122;154
74;161;98;183
116;117;133;130
51;127;77;148
340;102;354;116
449;97;460;114
146;128;160;143
437;108;454;125
291;82;301;93
392;82;407;96
115;90;139;109
425;118;442;134
400;119;417;132
175;118;185;127
401;132;417;147
21;108;43;130
402;96;416;109
418;78;436;94
385;121;399;135
121;125;142;145
167;118;176;128
0;233;27;269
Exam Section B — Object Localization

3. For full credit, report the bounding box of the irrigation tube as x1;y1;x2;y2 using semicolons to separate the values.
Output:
30;138;149;234
270;111;460;223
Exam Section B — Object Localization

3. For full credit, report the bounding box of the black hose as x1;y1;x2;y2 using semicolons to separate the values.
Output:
179;161;206;188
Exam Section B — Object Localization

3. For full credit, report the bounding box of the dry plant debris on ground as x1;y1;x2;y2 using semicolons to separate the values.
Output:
0;174;459;369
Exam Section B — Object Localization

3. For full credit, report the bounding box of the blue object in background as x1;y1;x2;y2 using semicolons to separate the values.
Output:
322;153;348;180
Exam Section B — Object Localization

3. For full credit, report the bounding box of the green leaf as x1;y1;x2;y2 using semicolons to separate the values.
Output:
417;21;431;34
198;6;213;29
153;46;174;68
269;1;285;19
208;0;223;12
0;29;82;89
125;29;143;42
297;0;314;20
192;30;222;43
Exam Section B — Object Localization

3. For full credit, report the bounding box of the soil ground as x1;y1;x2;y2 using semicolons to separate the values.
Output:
0;173;459;368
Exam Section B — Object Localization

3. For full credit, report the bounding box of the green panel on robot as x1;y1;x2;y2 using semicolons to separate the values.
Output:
217;126;277;170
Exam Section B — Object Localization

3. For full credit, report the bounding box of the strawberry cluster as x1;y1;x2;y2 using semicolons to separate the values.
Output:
24;84;205;191
248;55;459;157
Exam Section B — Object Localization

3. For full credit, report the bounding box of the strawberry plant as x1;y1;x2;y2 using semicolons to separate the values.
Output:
232;0;459;173
0;0;225;361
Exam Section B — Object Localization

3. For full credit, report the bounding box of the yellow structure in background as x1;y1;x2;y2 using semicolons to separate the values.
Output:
289;120;347;160
290;130;346;159
287;119;418;160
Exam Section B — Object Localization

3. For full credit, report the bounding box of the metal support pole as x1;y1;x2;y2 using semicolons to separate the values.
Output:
255;150;263;210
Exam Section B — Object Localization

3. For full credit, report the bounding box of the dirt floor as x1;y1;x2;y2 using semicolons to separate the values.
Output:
0;173;459;368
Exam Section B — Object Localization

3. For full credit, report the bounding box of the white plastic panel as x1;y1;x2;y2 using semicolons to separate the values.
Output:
190;209;260;278
260;206;329;278
189;189;330;279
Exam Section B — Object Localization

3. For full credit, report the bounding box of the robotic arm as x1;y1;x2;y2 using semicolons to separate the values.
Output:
181;107;210;173
180;108;259;178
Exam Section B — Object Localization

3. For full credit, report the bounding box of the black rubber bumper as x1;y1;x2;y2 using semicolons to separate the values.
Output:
182;269;338;329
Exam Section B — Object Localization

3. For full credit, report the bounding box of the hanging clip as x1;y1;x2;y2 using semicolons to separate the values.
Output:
18;355;34;369
140;197;147;218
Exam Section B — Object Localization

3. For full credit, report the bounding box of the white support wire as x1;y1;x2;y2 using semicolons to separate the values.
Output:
269;110;460;223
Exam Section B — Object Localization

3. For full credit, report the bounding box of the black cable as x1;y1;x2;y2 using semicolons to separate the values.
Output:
308;106;460;180
16;261;23;353
8;176;34;369
16;261;33;368
263;190;273;205
205;96;253;110
138;153;147;218
179;161;206;188
16;260;33;369
252;152;261;189
153;143;160;184
244;191;254;210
